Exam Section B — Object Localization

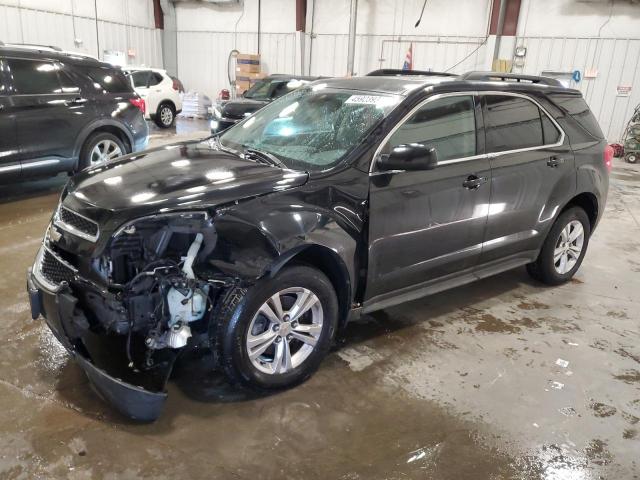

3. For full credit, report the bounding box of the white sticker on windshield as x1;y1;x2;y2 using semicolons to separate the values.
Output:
345;95;383;105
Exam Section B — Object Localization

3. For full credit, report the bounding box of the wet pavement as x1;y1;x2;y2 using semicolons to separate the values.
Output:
1;119;639;479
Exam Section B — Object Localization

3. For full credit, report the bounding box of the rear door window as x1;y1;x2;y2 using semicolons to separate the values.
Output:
484;95;544;153
57;70;80;94
129;71;151;88
388;95;477;162
79;66;131;93
6;58;62;95
0;58;7;94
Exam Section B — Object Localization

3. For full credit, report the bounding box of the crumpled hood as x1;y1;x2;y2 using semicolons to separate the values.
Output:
65;140;308;215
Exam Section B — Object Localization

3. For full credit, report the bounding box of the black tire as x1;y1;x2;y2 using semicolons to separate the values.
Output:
214;265;338;391
78;132;126;171
154;102;175;128
526;207;591;285
625;152;638;164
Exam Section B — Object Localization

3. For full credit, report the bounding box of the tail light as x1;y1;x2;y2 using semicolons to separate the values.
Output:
130;97;146;115
172;78;180;91
219;89;230;100
604;144;614;173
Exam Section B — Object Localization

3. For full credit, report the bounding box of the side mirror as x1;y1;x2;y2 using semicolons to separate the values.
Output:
377;143;438;171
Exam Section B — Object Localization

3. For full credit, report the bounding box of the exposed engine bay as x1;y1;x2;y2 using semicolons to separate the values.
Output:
62;213;228;400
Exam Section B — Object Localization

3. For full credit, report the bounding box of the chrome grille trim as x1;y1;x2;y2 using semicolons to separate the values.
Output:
54;205;100;242
33;244;78;292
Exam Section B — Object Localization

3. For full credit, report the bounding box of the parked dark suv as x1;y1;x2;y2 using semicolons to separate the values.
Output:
0;43;148;183
27;70;610;420
210;74;324;133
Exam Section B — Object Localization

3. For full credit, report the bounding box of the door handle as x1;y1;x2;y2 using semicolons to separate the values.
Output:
462;175;487;190
65;97;86;106
547;156;564;168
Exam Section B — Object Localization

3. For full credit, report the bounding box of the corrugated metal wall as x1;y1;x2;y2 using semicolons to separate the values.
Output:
513;36;640;142
176;31;298;96
307;34;488;76
0;2;162;67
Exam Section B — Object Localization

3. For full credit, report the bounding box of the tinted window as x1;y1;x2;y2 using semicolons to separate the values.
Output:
541;113;561;144
129;70;150;88
388;95;476;162
548;93;604;139
484;95;543;153
244;78;310;100
58;70;80;94
6;59;61;95
80;66;131;93
148;72;163;87
0;59;6;94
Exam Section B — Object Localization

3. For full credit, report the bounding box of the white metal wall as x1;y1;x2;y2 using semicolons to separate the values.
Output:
513;36;640;142
308;34;488;76
176;31;298;96
0;1;163;67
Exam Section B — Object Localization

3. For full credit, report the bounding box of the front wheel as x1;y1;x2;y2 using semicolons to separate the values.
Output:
526;207;591;285
626;152;638;164
215;265;338;391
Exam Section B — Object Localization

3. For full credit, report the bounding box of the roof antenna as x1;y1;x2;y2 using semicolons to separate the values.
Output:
415;0;428;28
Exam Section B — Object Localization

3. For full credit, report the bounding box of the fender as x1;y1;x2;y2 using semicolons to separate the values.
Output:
72;119;134;164
200;190;363;313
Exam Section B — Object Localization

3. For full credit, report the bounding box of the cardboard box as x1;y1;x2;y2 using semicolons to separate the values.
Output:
236;63;261;74
236;53;260;64
236;53;261;73
236;71;266;82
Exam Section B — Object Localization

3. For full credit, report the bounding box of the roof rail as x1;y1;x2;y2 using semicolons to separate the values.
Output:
366;68;457;78
3;43;63;52
459;71;564;87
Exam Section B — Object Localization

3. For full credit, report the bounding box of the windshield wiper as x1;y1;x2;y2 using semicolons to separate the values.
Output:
243;147;285;168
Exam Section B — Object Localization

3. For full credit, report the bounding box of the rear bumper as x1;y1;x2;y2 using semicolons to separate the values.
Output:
27;268;172;422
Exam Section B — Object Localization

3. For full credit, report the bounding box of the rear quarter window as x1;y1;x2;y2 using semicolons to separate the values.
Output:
547;93;604;140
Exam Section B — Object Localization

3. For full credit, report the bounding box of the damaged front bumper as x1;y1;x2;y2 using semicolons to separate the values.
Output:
27;268;175;422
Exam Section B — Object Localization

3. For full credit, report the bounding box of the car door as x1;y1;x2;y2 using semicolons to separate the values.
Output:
477;92;575;266
7;57;89;176
129;70;153;115
0;57;21;182
365;93;491;303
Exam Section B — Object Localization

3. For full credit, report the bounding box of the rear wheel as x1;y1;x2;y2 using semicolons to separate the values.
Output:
155;102;175;128
215;265;338;391
79;132;126;170
526;207;591;285
625;152;638;164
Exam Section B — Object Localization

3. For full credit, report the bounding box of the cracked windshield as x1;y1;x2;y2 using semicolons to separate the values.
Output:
219;85;401;171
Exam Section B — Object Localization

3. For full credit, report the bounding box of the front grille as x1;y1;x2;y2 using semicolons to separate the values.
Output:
40;247;76;286
55;206;99;242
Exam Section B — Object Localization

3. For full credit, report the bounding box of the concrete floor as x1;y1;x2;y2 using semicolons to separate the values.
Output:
0;118;639;479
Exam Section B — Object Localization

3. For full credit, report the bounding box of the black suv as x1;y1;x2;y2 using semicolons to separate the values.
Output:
210;74;324;133
0;43;148;183
27;70;610;420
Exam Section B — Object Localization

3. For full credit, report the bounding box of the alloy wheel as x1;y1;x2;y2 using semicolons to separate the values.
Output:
160;106;173;126
246;287;324;375
90;139;122;165
553;220;585;274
